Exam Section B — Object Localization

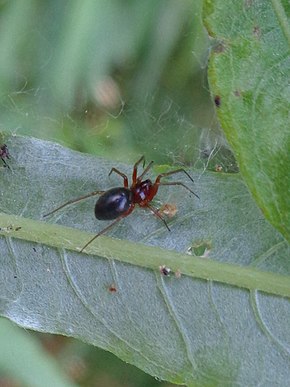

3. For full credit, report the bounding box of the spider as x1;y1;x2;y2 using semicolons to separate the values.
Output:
43;156;199;252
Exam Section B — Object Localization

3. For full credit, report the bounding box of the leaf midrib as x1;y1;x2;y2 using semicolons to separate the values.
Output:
0;212;289;298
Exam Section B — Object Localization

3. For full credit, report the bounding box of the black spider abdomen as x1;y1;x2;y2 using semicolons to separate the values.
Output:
94;187;133;220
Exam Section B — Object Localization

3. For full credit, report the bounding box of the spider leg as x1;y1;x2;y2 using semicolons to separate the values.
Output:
146;203;170;232
80;204;135;252
80;216;123;252
158;182;199;199
156;168;194;182
43;190;105;217
132;155;145;184
109;167;129;187
137;160;154;182
1;157;10;169
155;169;199;199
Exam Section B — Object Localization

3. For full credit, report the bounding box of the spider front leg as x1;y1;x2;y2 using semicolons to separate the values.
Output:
132;155;147;184
154;169;199;198
109;167;129;188
80;203;135;252
43;190;105;217
132;155;155;184
137;160;154;182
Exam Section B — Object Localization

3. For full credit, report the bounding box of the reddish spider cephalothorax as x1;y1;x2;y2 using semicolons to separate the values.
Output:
44;156;199;252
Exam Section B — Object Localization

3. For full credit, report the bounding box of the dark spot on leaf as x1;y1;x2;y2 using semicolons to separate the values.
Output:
108;284;117;293
213;42;226;54
200;148;211;159
214;95;221;107
0;144;11;169
253;26;261;39
234;90;241;97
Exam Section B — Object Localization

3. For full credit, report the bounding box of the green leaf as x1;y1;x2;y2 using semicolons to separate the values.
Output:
0;318;77;387
204;0;290;242
0;135;290;385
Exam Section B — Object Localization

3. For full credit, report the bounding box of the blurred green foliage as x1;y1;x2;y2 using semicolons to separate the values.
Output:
0;1;217;386
0;0;216;165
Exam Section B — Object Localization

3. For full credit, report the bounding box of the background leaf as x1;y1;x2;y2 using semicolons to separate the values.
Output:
0;318;77;387
0;0;212;165
0;135;290;385
204;0;290;242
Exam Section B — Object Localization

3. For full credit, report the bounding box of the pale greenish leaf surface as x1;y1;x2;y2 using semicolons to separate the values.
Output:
0;136;290;386
0;318;77;387
204;0;290;242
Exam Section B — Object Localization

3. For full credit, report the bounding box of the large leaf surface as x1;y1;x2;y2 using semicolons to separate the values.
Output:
204;0;290;242
0;136;290;386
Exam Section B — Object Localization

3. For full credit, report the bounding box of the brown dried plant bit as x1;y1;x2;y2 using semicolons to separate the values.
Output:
215;164;223;172
175;269;182;278
159;265;171;276
108;284;117;293
158;203;178;218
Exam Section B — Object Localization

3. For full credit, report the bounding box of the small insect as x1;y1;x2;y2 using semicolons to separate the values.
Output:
159;265;171;276
43;156;199;252
0;144;10;168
